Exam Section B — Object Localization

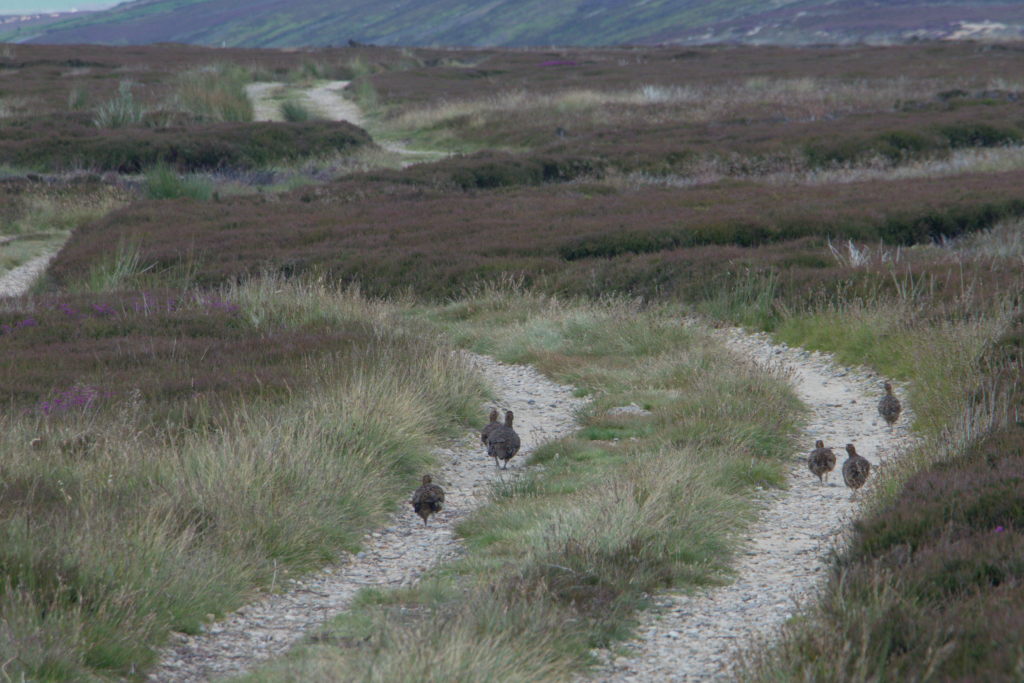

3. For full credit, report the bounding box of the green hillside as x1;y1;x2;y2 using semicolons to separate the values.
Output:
5;0;1024;47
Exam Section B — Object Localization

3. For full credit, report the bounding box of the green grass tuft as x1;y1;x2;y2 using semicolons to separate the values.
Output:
144;164;214;201
93;80;144;128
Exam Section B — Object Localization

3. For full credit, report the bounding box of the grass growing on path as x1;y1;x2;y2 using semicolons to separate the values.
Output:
0;279;485;681
0;183;127;279
241;288;801;681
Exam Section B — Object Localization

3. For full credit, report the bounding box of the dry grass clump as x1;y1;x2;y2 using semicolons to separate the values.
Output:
93;79;146;128
948;216;1024;261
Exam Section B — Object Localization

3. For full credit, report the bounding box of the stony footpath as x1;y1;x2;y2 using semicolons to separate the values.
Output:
585;326;915;682
245;80;361;125
0;251;55;297
147;352;585;682
246;80;446;164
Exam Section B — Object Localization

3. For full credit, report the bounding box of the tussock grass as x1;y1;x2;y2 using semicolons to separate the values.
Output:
92;80;145;128
0;278;485;680
170;63;254;123
81;239;151;292
66;84;89;111
244;288;800;681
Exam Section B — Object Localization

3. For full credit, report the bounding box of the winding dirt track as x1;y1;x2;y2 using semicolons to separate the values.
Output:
585;328;914;682
1;85;918;683
245;80;363;125
147;355;584;681
245;79;446;163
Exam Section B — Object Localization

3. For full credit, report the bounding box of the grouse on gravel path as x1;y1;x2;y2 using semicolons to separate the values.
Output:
878;382;902;431
480;408;500;447
842;444;871;498
411;474;445;526
487;410;521;469
808;440;836;484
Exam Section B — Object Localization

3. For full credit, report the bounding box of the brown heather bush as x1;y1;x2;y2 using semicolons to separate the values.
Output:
0;289;374;419
0;117;372;172
46;169;1024;297
746;426;1024;682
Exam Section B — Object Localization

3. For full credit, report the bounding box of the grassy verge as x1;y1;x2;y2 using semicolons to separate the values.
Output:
0;279;485;681
0;183;127;278
239;288;801;681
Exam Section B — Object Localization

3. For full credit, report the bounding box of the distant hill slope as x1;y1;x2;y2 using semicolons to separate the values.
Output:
5;0;1024;47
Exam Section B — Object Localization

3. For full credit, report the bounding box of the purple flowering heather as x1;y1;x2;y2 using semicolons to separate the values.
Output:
36;385;114;416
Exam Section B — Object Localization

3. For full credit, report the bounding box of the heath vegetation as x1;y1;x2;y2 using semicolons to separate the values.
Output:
0;38;1022;680
242;290;801;681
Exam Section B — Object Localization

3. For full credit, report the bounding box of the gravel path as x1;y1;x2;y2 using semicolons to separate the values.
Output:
246;80;446;164
0;251;55;297
304;80;364;126
585;326;915;682
147;353;585;682
246;80;363;126
244;82;287;122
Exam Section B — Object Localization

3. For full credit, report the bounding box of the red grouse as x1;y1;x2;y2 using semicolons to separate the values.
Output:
808;440;836;484
842;444;871;498
486;410;521;469
878;382;902;431
411;474;445;526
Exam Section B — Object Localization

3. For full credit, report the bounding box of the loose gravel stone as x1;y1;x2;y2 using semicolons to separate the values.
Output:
147;352;585;682
583;326;916;682
0;252;54;298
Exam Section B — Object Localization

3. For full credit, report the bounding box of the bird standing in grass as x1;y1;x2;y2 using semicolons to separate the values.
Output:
480;408;500;447
842;444;871;498
878;381;902;431
487;410;521;469
807;440;836;484
411;474;445;526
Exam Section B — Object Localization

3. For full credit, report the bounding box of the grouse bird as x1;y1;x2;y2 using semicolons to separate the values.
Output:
842;444;871;498
411;474;445;526
807;440;836;484
878;382;902;431
480;408;500;447
487;410;521;469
